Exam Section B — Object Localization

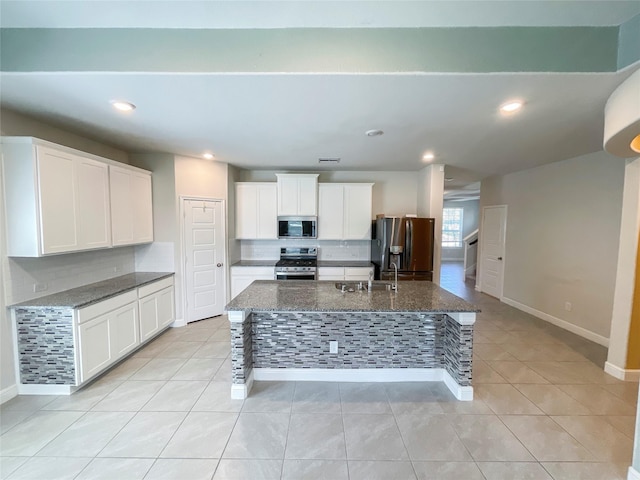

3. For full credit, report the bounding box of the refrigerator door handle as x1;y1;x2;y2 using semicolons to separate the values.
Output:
405;218;412;270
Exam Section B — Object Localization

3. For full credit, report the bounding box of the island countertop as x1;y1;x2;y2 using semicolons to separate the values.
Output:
225;280;479;313
10;272;174;309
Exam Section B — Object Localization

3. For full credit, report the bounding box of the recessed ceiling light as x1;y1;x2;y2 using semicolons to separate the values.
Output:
365;129;384;137
203;152;215;160
631;133;640;153
423;152;435;161
110;100;136;112
499;100;523;114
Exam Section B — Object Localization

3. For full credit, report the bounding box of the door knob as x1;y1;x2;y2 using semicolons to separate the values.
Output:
217;263;223;267
497;257;503;261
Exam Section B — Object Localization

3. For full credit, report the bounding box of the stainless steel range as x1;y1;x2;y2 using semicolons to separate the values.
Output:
275;247;317;280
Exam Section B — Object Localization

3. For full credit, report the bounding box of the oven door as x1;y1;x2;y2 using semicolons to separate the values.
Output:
275;271;316;281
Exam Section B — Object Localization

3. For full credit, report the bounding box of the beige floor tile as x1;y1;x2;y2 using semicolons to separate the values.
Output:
487;361;550;384
474;344;518;361
541;462;628;480
602;382;639;404
476;461;553;479
412;461;484;480
449;415;533;462
513;384;592;415
604;416;636;438
500;415;593;462
472;360;509;384
475;384;544;415
551;415;633;463
557;384;636;416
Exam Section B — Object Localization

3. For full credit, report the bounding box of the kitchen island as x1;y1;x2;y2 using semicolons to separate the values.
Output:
225;280;479;401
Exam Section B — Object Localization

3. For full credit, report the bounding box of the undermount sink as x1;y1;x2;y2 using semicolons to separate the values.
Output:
335;281;394;292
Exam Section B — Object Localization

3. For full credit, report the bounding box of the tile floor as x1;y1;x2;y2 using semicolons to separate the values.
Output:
1;266;638;479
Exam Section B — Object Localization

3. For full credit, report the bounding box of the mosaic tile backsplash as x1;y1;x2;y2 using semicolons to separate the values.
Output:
15;307;76;385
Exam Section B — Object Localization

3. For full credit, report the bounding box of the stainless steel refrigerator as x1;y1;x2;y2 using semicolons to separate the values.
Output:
371;215;435;281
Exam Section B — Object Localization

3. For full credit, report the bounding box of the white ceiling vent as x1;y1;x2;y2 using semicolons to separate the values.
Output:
318;158;341;164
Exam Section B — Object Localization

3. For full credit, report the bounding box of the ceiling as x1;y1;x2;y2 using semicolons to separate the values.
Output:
1;1;639;200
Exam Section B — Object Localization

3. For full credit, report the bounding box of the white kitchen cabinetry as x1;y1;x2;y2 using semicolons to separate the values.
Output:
77;290;139;383
138;277;175;342
76;277;174;384
317;266;374;281
235;183;277;239
318;183;373;240
110;165;154;246
230;266;275;299
276;174;318;216
3;139;112;256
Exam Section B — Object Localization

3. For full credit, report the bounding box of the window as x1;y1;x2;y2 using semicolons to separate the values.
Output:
442;207;464;248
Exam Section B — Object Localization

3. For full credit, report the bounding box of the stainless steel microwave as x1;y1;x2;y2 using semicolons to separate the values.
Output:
278;216;317;239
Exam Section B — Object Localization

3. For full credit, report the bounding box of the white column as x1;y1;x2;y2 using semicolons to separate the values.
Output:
417;164;445;284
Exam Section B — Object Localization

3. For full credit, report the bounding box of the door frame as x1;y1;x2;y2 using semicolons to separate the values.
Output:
178;196;227;326
477;205;507;299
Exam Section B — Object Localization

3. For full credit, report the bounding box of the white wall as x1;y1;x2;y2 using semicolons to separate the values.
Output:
417;164;445;284
174;156;229;321
480;150;626;341
442;199;479;261
238;170;418;218
0;109;133;400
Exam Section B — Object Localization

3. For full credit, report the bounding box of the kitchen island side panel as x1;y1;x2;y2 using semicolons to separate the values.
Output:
444;317;474;387
251;311;447;369
14;307;76;384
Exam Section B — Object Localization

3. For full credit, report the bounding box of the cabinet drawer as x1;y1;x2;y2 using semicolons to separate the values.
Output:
138;276;174;298
230;266;275;276
345;267;373;277
77;290;138;324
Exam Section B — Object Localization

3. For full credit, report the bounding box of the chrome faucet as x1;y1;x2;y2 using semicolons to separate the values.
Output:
391;262;398;291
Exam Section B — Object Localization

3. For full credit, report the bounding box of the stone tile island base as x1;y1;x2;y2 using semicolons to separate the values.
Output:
228;310;475;401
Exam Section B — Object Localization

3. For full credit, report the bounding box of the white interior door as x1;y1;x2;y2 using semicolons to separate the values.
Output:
184;199;225;323
479;205;507;299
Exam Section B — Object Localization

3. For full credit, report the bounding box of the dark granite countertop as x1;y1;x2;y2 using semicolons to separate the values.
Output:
231;260;277;267
10;272;174;309
317;261;373;268
225;280;479;313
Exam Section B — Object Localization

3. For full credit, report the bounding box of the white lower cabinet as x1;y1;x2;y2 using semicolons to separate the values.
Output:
318;266;374;281
76;277;174;385
77;293;138;383
230;266;274;299
139;277;175;342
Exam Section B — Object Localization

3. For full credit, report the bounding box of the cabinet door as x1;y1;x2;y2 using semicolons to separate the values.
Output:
110;166;135;245
36;146;79;254
277;176;299;215
257;184;277;238
156;287;175;329
76;157;111;250
110;302;139;357
139;294;159;343
317;267;345;281
344;184;373;239
345;267;374;281
78;313;113;382
297;176;318;215
131;172;153;243
236;183;258;238
318;184;344;239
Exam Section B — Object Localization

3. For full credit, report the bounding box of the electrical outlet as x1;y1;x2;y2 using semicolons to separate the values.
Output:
329;341;338;354
33;283;48;293
564;302;572;312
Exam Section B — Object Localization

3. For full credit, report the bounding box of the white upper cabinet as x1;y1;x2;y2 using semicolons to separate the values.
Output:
3;139;112;256
276;174;318;216
110;165;153;246
235;182;277;239
318;183;373;240
2;137;152;256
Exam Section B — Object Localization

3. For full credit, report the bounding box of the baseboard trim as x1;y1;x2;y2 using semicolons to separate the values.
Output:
171;318;186;328
0;384;18;404
604;362;640;381
502;296;609;347
231;370;254;400
628;466;640;480
17;384;77;395
252;367;472;401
